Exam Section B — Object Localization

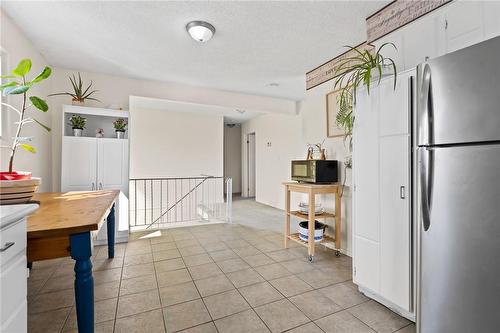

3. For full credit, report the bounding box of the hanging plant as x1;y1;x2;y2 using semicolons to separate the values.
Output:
333;43;397;141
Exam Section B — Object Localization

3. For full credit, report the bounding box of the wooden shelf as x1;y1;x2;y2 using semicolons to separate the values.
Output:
288;211;335;219
288;233;336;248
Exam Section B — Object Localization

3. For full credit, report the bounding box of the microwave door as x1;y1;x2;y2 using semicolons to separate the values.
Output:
294;163;309;178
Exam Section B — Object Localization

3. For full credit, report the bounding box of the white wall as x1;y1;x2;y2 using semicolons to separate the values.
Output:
224;125;241;193
49;68;296;191
0;10;52;191
129;107;223;178
241;113;302;209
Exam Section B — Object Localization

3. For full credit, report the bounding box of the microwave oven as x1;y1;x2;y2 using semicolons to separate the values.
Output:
291;160;338;183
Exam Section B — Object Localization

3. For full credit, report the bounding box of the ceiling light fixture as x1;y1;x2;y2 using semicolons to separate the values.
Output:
186;21;216;43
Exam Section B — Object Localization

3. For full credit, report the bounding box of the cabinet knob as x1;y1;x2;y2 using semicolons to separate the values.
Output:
0;242;15;252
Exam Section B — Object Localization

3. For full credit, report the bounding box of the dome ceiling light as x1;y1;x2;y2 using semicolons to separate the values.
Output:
186;21;216;43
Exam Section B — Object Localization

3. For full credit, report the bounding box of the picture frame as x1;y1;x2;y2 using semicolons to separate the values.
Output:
326;89;345;138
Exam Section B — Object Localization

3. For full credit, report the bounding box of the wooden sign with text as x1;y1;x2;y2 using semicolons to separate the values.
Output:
306;42;374;90
366;0;451;42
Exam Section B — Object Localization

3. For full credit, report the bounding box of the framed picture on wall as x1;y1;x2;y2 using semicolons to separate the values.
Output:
326;90;345;138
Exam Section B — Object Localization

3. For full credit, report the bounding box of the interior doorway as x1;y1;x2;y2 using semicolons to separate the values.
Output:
247;133;256;198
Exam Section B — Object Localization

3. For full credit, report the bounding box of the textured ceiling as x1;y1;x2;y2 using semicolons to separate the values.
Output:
2;1;386;101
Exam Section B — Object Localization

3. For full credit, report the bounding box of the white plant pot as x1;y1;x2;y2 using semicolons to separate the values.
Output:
116;131;125;139
73;128;83;137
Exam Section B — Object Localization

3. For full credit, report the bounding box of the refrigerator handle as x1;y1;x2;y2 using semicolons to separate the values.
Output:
419;64;434;145
420;148;434;231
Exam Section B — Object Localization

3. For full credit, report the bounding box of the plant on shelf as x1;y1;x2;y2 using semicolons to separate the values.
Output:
113;118;127;139
333;43;397;143
69;114;87;137
49;72;100;105
0;58;52;203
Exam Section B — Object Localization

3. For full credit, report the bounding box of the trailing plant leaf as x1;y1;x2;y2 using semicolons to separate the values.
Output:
12;59;32;77
32;66;52;83
19;143;36;153
29;96;49;112
32;118;51;132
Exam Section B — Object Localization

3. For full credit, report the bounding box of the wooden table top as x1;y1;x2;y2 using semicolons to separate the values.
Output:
283;182;339;194
28;191;119;238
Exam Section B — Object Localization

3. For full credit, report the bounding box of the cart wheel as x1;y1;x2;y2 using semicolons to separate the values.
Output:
308;255;315;263
335;250;341;257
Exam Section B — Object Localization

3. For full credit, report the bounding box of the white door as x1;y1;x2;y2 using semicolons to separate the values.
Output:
353;86;380;291
379;135;411;311
247;133;256;197
61;137;97;191
97;139;129;195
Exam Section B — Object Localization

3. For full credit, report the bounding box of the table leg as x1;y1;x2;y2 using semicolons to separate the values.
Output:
70;231;94;333
107;204;115;258
335;191;342;255
308;192;315;260
284;188;290;248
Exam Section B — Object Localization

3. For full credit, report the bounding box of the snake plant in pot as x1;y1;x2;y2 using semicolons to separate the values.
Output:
0;59;52;204
333;43;397;148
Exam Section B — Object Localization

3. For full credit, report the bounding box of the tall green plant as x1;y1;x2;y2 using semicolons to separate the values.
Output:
1;59;52;173
333;43;397;140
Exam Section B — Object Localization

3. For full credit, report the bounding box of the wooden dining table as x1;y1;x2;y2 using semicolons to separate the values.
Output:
27;190;119;333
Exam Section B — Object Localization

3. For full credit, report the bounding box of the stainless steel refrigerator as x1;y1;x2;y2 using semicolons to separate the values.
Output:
416;35;500;332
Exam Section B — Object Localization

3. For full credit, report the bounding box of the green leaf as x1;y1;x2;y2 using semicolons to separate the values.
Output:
3;85;30;95
0;82;18;90
33;118;51;132
32;66;52;83
0;75;17;79
29;96;49;112
12;59;32;77
19;143;36;153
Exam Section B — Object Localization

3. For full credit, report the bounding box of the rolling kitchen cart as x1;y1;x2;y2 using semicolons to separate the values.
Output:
283;182;341;262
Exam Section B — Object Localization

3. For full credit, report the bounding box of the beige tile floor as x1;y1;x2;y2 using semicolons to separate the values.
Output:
27;200;416;333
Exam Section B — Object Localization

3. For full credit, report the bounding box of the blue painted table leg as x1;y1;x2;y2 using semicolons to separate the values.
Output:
70;232;94;333
107;203;115;259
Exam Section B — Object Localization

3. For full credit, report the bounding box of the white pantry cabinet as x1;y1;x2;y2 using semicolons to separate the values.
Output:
62;137;129;195
353;69;414;320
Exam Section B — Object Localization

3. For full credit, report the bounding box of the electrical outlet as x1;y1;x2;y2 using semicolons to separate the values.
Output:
267;142;272;147
344;156;352;169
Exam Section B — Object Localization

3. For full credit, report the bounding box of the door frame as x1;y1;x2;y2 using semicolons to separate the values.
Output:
246;132;256;198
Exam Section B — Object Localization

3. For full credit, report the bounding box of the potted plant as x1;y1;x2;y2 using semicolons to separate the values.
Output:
333;43;397;146
0;58;52;204
49;72;100;105
69;114;87;136
113;118;127;139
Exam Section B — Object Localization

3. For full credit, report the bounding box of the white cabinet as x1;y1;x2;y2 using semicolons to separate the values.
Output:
62;137;129;194
353;70;414;318
444;1;484;53
0;204;38;333
62;137;98;191
97;138;129;194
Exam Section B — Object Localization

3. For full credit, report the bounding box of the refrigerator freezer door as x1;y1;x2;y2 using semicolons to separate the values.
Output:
418;144;500;332
417;35;500;146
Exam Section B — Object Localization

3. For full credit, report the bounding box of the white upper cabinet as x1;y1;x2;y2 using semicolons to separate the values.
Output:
402;12;445;70
97;139;129;195
62;137;97;191
483;1;500;40
444;1;484;53
374;29;405;73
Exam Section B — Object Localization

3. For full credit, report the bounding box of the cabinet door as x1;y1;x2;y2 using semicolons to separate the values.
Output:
379;135;411;311
483;1;500;40
97;139;129;195
445;1;484;53
379;71;412;136
61;137;97;191
354;236;380;293
403;12;445;69
353;87;379;242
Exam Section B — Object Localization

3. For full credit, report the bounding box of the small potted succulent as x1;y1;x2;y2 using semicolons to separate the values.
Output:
49;72;100;105
113;118;127;139
69;114;87;136
0;58;52;204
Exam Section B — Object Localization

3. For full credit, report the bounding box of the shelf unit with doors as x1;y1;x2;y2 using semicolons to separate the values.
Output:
352;69;415;321
61;105;130;243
